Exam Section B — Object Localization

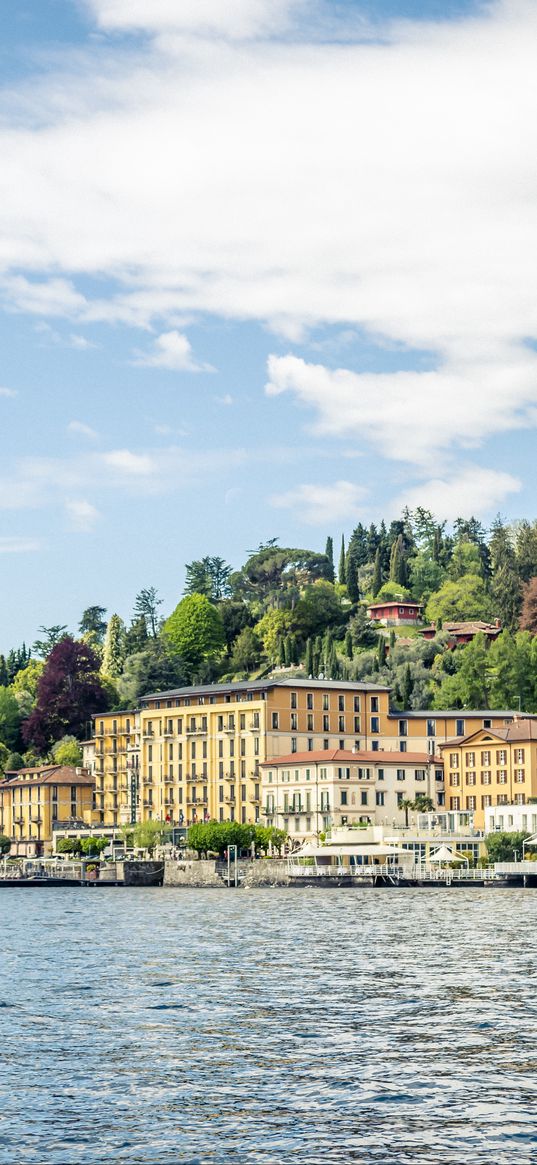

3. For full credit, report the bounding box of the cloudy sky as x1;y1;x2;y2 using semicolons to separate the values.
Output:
1;0;536;649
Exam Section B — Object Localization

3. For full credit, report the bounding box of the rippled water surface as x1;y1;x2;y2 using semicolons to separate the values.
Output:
1;887;537;1164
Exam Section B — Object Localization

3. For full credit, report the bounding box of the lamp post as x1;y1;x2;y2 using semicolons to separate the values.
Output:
227;843;238;887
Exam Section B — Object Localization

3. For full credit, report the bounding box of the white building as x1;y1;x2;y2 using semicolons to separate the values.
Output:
484;803;537;835
260;749;444;842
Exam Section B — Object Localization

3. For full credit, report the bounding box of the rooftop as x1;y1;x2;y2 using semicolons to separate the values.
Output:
367;600;423;609
262;749;442;766
137;677;391;704
388;710;537;720
440;721;537;747
1;765;93;788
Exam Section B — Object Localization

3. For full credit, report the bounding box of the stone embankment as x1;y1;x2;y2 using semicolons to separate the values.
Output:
163;858;290;887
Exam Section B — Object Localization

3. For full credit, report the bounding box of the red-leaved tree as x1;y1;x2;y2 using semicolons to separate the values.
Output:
22;637;109;753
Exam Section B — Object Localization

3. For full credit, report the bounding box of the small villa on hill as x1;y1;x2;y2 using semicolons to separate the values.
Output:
366;600;423;626
418;620;502;647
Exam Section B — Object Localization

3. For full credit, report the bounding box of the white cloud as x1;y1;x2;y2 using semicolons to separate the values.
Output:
68;420;99;439
271;480;367;525
101;449;155;475
69;333;96;350
65;499;100;532
87;0;303;39
133;331;214;373
266;349;537;468
0;536;40;553
0;387;16;397
1;1;537;503
394;465;522;522
214;393;234;406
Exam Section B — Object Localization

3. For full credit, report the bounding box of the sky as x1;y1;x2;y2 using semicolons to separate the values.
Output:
1;0;537;650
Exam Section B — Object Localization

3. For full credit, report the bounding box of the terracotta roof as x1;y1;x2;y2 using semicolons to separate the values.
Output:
261;749;442;766
367;601;423;610
139;677;391;703
1;765;93;788
419;621;501;635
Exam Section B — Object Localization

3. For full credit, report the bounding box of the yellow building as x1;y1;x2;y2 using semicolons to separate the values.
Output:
385;710;537;755
93;709;140;827
440;720;537;829
0;765;95;857
92;679;391;829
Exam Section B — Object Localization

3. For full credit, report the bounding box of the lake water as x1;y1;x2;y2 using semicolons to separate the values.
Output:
1;886;536;1164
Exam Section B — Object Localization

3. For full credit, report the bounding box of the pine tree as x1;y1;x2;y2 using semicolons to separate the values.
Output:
102;614;126;679
325;536;335;583
0;655;7;686
489;517;522;630
338;535;346;585
344;630;353;660
371;547;382;597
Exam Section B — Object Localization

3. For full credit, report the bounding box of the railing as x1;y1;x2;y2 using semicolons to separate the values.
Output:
413;865;496;881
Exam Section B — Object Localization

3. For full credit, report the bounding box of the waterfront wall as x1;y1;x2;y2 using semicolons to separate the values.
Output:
241;860;290;887
164;859;225;887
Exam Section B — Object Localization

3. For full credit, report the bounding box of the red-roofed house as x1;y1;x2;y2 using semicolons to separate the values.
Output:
367;600;423;626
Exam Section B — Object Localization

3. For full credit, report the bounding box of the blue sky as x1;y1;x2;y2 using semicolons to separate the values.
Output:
1;0;536;651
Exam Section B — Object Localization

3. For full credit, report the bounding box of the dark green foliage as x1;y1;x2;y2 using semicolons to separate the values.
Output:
79;606;107;643
371;547;382;597
133;587;162;638
32;626;68;660
184;557;232;601
0;656;8;686
345;630;353;660
0;835;11;855
325;537;335;582
485;831;529;863
338;535;346;585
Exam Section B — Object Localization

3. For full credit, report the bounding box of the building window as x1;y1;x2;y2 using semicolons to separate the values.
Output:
515;769;525;783
481;771;491;785
354;716;360;733
449;753;459;768
307;739;313;751
360;790;368;806
426;719;436;737
481;750;491;765
450;797;460;810
354;697;360;712
415;770;426;782
456;719;465;737
291;692;297;709
481;795;492;808
338;696;345;712
323;715;329;732
466;796;476;810
371;741;379;752
338;716;345;732
291;713;298;731
323;694;329;711
371;717;379;733
466;772;476;786
396;769;405;782
271;711;279;729
371;697;379;713
376;791;385;806
515;749;525;764
399;720;408;736
307;693;313;710
291;738;297;754
341;790;348;806
399;741;407;753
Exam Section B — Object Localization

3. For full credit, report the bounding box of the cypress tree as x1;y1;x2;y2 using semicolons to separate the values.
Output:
338;535;346;585
102;614;126;679
372;547;382;597
0;655;8;686
377;635;386;670
305;638;314;676
325;536;335;583
345;630;353;660
389;629;396;651
278;637;286;667
346;544;360;603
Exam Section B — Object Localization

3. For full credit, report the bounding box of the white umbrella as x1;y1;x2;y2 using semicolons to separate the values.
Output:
429;844;459;863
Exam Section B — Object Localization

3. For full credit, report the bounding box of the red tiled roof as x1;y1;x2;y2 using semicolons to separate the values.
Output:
367;601;423;610
261;749;442;766
1;765;93;787
439;720;537;748
419;621;501;635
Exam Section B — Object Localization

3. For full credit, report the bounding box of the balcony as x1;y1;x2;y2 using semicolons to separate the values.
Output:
249;796;261;805
186;796;208;807
224;772;236;782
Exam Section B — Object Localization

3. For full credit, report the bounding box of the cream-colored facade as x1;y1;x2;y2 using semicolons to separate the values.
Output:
261;749;444;841
440;721;537;829
0;765;95;857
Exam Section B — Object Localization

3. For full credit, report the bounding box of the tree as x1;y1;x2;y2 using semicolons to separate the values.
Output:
184;557;232;601
79;606;107;644
426;576;493;624
413;795;434;813
116;640;189;705
448;540;485;581
375;582;411;603
485;831;529;864
56;837;82;856
133;819;171;854
515;520;537;583
401;798;415;827
325;537;335;583
345;543;361;603
22;637;109;753
489;517;522;631
102;615;127;678
389;534;407;586
338;535;346;585
371;547;382;597
520;578;537;633
344;630;353;660
4;750;24;772
80;836;109;857
0;656;7;687
401;664;413;709
133;587;162;638
32;625;68;659
230;627;262;673
52;736;83;766
0;688;22;749
432;633;491;709
12;660;44;702
305;638;314;676
409;552;445;603
123;615;149;655
295;581;344;639
164;595;225;666
256;608;296;662
0;835;11;856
